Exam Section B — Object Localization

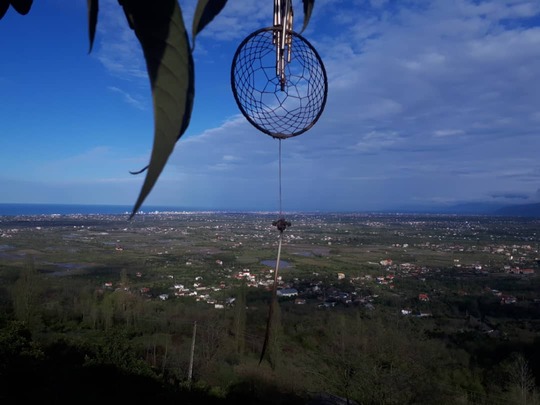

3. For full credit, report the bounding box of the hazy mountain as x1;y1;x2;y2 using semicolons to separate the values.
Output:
494;202;540;217
384;202;505;215
384;202;540;217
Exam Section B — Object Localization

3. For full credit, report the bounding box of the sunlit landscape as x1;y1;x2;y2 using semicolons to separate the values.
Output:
1;210;538;403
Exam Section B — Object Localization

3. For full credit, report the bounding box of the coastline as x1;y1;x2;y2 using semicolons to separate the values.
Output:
0;203;189;216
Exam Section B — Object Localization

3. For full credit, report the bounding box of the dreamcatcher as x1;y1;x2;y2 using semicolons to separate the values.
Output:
231;0;328;364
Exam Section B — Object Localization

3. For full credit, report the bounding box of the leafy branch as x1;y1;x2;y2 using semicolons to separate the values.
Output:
1;0;316;218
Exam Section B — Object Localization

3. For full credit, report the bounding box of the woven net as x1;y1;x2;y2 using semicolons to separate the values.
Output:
231;27;327;139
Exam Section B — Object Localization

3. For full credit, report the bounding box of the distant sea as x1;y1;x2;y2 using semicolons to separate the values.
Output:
0;203;195;216
2;202;539;217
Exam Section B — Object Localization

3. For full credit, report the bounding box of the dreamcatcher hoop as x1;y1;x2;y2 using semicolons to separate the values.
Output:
230;0;328;365
231;26;328;139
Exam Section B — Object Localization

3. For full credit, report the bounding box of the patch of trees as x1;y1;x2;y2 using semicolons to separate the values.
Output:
1;261;538;404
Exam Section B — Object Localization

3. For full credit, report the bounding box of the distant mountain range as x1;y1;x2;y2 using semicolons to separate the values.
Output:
493;202;540;217
390;202;540;217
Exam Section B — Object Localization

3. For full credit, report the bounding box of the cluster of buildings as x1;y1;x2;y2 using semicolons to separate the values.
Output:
96;223;538;315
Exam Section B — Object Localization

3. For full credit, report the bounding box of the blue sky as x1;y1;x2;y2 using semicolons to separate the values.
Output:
1;0;540;212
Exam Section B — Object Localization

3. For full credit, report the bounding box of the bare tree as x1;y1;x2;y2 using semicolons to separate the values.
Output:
505;353;538;405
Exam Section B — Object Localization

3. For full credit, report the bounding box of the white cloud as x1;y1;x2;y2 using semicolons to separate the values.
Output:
352;131;403;153
93;0;147;80
89;0;540;209
433;129;465;137
8;0;539;211
108;86;146;110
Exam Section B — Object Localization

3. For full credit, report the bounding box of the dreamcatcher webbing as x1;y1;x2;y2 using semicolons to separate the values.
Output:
230;0;327;365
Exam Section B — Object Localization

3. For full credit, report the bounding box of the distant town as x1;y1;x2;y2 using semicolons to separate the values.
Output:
2;211;538;319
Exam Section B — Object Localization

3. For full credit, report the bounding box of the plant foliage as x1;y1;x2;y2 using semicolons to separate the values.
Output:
0;0;32;19
0;0;316;218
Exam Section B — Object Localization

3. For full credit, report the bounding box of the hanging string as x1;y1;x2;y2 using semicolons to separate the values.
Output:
278;138;282;216
259;138;289;365
259;229;283;364
272;139;291;233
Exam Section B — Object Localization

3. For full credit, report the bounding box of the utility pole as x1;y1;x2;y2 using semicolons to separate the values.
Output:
188;320;197;385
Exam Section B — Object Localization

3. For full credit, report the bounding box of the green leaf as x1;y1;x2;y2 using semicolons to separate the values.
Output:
87;0;99;53
119;0;194;219
191;0;227;50
0;0;9;20
300;0;314;34
10;0;32;15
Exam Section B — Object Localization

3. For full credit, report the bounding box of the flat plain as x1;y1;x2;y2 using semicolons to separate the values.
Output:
1;211;539;404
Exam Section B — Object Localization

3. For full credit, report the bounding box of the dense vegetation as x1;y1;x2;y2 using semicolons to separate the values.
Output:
0;212;539;404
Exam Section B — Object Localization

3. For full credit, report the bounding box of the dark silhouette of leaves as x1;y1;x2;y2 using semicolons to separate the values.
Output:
191;0;227;50
87;0;99;53
0;0;33;19
0;1;317;219
0;1;9;20
119;0;194;219
10;0;32;15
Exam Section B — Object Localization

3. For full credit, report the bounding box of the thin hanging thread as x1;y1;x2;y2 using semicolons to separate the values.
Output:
259;138;285;365
278;138;283;216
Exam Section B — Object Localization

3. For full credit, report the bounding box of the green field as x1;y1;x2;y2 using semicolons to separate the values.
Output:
1;212;539;404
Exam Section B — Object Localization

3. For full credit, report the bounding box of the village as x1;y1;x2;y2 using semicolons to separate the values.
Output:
88;213;539;322
2;211;539;323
